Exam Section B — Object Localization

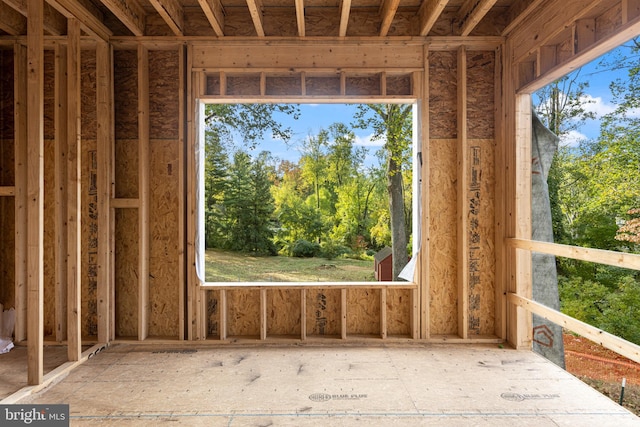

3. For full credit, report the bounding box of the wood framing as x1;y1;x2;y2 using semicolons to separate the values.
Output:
4;0;640;390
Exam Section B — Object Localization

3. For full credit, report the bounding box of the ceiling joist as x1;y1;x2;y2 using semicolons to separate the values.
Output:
379;0;401;36
295;0;305;37
46;0;112;40
198;0;225;37
0;1;26;35
99;0;146;37
3;0;66;35
246;0;265;37
418;0;449;37
338;0;352;37
455;0;497;36
149;0;184;36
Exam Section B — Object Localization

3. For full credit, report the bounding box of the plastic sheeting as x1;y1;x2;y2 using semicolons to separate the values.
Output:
0;304;15;354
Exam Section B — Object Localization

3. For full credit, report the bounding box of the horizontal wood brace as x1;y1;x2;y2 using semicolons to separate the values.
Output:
198;96;418;104
508;293;640;364
195;67;422;74
111;198;140;208
0;186;16;196
506;237;640;271
200;281;417;290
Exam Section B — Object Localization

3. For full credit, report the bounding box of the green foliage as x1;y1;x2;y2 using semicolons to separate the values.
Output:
291;239;321;258
319;240;352;260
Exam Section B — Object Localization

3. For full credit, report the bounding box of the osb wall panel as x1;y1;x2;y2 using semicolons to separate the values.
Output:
468;138;495;335
113;50;138;140
429;51;457;139
149;50;179;140
429;139;458;335
387;75;412;96
306;289;340;336
43;139;55;337
207;289;219;337
347;289;380;335
596;2;622;40
386;289;411;336
345;76;380;96
467;51;495;139
266;76;300;96
0;49;14;141
227;289;260;336
43;50;54;140
82;143;98;337
306;77;340;96
227;76;260;96
81;50;97;140
81;50;98;337
149;139;180;337
0;197;14;309
114;139;137;198
115;208;139;337
268;289;301;336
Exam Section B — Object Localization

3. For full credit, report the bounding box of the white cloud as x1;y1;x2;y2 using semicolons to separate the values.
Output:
355;133;385;147
559;130;588;148
578;94;616;117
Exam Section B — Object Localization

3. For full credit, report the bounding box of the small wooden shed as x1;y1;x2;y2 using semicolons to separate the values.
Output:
374;247;393;282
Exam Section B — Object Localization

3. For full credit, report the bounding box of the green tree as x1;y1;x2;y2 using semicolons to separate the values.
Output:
354;104;413;279
204;132;229;249
224;151;276;254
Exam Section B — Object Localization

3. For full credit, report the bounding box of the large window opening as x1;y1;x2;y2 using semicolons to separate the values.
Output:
196;102;420;284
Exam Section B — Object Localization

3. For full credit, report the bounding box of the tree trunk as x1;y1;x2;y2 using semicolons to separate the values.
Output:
388;156;408;279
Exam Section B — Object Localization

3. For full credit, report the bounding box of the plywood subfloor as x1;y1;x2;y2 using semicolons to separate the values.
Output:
10;344;640;426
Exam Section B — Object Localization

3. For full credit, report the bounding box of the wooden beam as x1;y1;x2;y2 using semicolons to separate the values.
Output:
456;0;497;37
14;42;28;343
379;0;400;37
138;45;150;341
419;49;430;340
66;18;82;362
219;289;227;340
456;45;468;339
246;0;265;37
380;288;387;339
149;0;184;36
624;0;640;22
178;45;186;340
340;289;347;339
54;41;68;344
197;0;225;37
99;0;146;37
295;0;305;37
418;0;449;37
26;0;45;386
46;0;112;41
300;289;306;340
0;187;15;196
575;19;596;54
0;2;27;35
508;0;601;65
260;289;267;340
508;293;640;364
338;0;351;37
3;0;66;35
507;238;640;271
96;40;113;344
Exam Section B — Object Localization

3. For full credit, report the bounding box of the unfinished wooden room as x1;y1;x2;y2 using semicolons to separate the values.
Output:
1;0;640;424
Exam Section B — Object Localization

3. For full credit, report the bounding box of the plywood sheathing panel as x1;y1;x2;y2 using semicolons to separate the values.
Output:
114;140;138;199
114;50;138;140
386;288;411;336
206;289;219;338
557;37;574;65
0;49;14;141
43;138;55;337
265;76;300;96
227;75;260;96
346;289;380;335
467;51;495;139
43;50;55;140
268;289;301;336
206;75;220;96
345;76;380;96
149;50;179;140
149;139;180;337
473;138;496;335
429;51;457;139
0;49;15;309
305;77;340;96
387;75;412;96
227;289;260;337
429;139;458;335
115;208;139;337
81;51;98;337
0;197;15;308
306;289;340;336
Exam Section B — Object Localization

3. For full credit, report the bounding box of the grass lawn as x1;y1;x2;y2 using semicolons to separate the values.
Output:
205;249;376;282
